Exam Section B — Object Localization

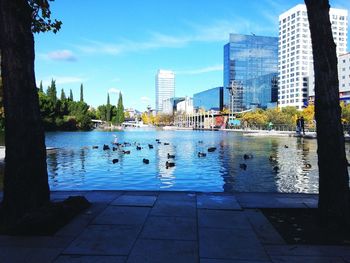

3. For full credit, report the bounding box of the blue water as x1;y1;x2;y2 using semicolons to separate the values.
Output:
45;130;332;193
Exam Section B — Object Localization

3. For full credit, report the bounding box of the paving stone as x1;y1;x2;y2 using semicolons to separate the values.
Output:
93;206;150;225
265;245;350;257
0;235;72;249
64;224;141;255
236;194;306;208
111;195;157;207
198;210;251;229
84;191;123;203
244;209;285;245
54;255;126;263
151;200;196;217
197;195;241;210
201;259;271;263
127;239;198;263
199;227;268;261
157;192;196;202
141;216;197;240
0;247;61;263
270;255;345;263
55;203;108;237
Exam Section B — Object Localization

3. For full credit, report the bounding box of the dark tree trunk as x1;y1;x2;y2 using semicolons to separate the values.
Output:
305;0;350;225
0;0;50;221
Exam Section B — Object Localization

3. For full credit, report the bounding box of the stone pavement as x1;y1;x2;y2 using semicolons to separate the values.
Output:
0;191;349;263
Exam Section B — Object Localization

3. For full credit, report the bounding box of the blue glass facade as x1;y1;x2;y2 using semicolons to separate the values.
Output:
193;87;223;111
245;73;278;109
224;34;278;110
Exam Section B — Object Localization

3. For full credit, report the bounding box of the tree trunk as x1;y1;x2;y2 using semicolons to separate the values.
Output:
305;0;350;225
0;0;50;221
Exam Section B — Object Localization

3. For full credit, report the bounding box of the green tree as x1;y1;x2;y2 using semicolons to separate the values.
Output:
116;92;124;124
305;0;350;226
0;0;61;222
69;89;73;101
106;93;111;122
60;88;66;101
80;83;84;102
46;79;57;104
39;80;43;93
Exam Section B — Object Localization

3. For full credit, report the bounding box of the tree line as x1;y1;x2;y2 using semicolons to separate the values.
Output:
36;80;125;131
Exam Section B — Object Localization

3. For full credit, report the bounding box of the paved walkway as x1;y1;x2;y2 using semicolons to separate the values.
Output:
0;191;349;263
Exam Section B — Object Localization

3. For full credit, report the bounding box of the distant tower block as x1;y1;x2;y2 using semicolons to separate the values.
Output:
155;69;175;113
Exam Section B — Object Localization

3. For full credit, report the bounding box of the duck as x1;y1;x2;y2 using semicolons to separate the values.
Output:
164;142;170;145
148;144;154;149
157;141;162;144
112;147;118;151
198;152;206;157
284;145;289;148
155;139;160;142
136;146;142;150
239;163;247;170
122;150;130;154
305;163;312;168
103;144;110;150
243;154;253;160
143;158;150;164
112;158;119;164
208;147;217;152
167;153;175;159
269;155;277;162
273;166;279;172
92;146;99;149
166;161;175;168
198;140;203;144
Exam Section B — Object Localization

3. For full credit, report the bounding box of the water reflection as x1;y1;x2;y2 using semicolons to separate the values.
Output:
39;131;349;193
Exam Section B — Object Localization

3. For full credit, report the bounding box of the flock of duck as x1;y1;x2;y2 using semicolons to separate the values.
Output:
92;140;312;172
91;139;217;169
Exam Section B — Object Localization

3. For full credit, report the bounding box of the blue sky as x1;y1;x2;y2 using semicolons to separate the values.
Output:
34;0;350;110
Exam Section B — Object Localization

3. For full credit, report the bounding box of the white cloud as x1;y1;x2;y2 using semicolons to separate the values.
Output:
108;88;121;94
176;65;223;75
46;50;77;61
236;48;275;59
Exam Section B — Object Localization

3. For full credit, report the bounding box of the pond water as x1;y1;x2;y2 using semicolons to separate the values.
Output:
40;129;348;193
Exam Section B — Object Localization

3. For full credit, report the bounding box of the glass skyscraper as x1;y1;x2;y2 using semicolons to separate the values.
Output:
224;34;278;111
155;70;175;112
193;87;223;111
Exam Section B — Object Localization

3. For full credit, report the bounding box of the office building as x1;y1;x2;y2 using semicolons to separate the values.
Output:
309;52;350;104
193;87;223;112
278;4;348;109
155;70;175;112
176;97;193;114
224;34;278;111
162;97;186;115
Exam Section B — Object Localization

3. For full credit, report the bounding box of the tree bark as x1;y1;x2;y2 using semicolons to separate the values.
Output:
0;0;49;221
305;0;350;225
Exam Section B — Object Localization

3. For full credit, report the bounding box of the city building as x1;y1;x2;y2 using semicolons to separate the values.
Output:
162;97;185;115
309;52;350;104
155;70;175;112
193;87;223;112
176;97;194;114
224;34;278;111
278;4;348;109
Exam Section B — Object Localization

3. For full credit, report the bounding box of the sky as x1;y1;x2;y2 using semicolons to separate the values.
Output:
34;0;350;111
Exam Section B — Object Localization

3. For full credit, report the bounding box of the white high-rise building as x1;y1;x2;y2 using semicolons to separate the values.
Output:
278;4;348;109
155;70;175;112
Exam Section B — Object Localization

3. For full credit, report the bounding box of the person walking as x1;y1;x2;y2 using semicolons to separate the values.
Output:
296;117;301;135
300;116;305;135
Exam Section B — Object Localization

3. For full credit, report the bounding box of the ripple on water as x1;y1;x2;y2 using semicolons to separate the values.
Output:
44;130;350;193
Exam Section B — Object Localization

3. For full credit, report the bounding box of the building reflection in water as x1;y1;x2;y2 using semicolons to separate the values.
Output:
156;142;176;189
